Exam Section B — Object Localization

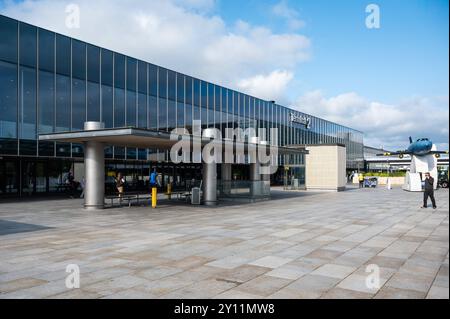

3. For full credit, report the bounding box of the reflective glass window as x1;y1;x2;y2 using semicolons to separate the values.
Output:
72;40;86;80
177;74;184;103
149;64;157;97
239;94;245;118
177;101;185;128
193;79;200;107
19;23;37;68
215;86;221;129
207;84;214;126
138;92;147;128
114;146;125;159
87;45;100;83
159;68;167;99
127;147;137;160
55;74;70;132
38;70;54;134
38;29;55;72
87;81;100;121
138;61;147;94
101;49;113;86
185;103;192;130
126;58;136;91
126;89;136;127
168;100;176;130
19;66;37;141
56;142;71;157
168;70;176;101
185;76;192;105
0;15;18;63
0;61;17;139
149;96;157;129
114;54;125;89
72;78;86;130
200;81;207;109
102;85;113;128
159;96;168;131
114;88;125;127
56;35;70;76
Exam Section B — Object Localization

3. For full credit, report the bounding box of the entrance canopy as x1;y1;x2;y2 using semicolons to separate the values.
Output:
39;123;308;210
39;127;308;156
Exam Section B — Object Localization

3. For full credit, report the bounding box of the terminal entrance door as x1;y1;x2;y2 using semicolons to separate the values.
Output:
283;165;306;190
0;159;19;197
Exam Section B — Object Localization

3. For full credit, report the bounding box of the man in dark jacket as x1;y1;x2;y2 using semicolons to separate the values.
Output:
422;172;437;209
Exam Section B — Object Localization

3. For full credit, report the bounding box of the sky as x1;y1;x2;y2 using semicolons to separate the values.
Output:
0;0;448;150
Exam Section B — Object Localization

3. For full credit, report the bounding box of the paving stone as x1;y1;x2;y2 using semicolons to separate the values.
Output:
215;265;271;284
311;264;356;279
385;272;435;293
233;275;293;297
282;274;341;298
266;265;309;280
248;256;293;269
374;287;426;299
321;287;373;299
0;187;447;299
337;273;386;295
426;286;449;299
0;277;48;294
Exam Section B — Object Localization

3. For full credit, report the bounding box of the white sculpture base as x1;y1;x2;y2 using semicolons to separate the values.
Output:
403;172;423;192
403;146;438;192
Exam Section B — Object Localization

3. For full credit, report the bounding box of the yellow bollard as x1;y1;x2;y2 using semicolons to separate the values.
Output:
152;187;157;208
167;183;172;200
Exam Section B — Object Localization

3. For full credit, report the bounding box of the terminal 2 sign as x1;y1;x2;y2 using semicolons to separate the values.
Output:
289;112;312;129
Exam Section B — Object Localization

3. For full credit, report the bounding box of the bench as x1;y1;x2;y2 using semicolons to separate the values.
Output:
105;192;153;208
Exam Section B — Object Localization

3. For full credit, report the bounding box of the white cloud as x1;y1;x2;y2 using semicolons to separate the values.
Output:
237;70;294;101
0;0;310;98
295;91;449;150
272;0;305;30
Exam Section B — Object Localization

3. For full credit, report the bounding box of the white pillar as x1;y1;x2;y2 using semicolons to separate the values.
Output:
203;162;217;206
83;122;105;210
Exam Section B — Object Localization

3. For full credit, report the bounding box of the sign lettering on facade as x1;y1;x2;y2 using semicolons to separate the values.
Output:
289;112;312;129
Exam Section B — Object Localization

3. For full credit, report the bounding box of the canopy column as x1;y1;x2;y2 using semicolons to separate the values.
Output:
83;122;105;210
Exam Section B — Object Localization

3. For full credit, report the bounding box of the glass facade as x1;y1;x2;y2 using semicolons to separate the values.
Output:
0;15;364;196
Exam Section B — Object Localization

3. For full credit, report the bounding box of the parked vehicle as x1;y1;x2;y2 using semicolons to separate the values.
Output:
364;177;378;188
439;177;449;189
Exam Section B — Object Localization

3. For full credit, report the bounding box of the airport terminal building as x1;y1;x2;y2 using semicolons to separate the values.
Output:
0;15;364;198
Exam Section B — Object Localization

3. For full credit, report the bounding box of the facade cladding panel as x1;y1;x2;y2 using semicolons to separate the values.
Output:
0;15;364;195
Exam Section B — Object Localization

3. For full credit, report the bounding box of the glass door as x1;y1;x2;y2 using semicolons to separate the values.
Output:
21;160;36;196
0;160;19;196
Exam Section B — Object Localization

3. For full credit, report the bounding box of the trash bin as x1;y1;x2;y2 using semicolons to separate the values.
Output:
191;187;201;205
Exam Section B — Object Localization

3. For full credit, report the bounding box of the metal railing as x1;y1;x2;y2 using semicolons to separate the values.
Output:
218;180;270;199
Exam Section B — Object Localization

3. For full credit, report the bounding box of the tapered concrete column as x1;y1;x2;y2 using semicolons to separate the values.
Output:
260;141;270;183
250;162;261;181
203;162;217;206
250;161;262;197
84;122;105;210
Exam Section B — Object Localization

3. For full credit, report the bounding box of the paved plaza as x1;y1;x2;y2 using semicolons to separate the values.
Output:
0;187;448;299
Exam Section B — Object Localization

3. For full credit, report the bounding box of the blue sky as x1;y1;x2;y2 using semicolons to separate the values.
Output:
217;0;449;103
0;0;448;149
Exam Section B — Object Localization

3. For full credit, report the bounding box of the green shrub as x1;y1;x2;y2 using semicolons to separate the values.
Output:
363;172;406;177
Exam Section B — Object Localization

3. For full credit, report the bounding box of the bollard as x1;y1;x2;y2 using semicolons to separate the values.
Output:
167;183;172;200
152;187;157;208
